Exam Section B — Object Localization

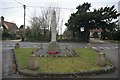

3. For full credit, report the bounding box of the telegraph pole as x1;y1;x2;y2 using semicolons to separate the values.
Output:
23;5;26;41
118;1;120;31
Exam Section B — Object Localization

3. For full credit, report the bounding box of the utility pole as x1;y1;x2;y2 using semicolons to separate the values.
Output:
23;5;26;41
118;1;120;31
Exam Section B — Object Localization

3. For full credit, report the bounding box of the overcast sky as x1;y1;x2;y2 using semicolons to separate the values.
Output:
0;0;120;34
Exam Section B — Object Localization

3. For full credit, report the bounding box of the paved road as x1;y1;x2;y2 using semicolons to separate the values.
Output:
2;49;13;77
1;41;119;78
2;49;27;78
87;47;118;78
2;41;118;49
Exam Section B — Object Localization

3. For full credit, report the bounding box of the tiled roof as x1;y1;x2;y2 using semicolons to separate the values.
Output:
3;21;18;29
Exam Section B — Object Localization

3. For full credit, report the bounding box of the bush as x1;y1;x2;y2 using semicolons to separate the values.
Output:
112;31;120;40
93;32;99;38
101;31;120;41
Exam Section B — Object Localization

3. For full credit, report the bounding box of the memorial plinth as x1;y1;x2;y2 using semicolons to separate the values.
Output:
34;11;76;56
47;11;60;54
48;41;60;54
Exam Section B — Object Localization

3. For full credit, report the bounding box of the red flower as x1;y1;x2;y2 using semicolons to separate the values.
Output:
48;52;59;54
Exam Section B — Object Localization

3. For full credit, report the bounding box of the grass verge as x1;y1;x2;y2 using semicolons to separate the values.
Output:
15;48;106;73
14;48;35;70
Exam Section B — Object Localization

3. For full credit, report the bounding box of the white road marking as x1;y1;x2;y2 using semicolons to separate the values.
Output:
115;47;118;49
99;47;104;49
92;47;97;49
33;45;37;47
6;45;10;47
105;47;110;49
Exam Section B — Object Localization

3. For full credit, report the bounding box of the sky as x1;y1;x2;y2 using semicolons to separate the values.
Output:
0;0;120;34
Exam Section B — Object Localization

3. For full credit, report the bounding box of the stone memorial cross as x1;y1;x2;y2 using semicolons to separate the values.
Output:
47;10;60;53
51;10;57;42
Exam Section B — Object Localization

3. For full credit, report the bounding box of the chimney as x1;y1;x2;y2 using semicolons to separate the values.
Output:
0;16;4;26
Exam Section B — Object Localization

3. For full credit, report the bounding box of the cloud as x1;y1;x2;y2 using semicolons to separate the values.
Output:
1;0;119;32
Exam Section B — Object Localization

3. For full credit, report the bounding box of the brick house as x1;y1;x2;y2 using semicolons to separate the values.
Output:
1;16;18;34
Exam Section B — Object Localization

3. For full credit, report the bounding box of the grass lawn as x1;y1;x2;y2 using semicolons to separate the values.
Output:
15;48;104;73
14;48;36;70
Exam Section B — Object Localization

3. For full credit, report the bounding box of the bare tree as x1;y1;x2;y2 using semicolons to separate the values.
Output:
41;6;62;34
29;6;63;41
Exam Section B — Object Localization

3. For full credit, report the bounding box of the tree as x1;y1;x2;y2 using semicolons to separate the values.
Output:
41;7;61;39
65;2;93;42
93;6;120;40
2;29;10;39
65;2;120;42
63;29;73;40
29;16;42;41
29;6;62;41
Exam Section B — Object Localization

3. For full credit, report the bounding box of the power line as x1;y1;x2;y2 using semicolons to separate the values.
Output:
27;6;76;10
26;8;33;16
0;5;76;10
27;6;45;8
14;0;24;5
0;6;22;10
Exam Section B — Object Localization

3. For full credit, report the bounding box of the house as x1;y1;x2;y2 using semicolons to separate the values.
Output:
89;28;103;38
0;16;18;34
